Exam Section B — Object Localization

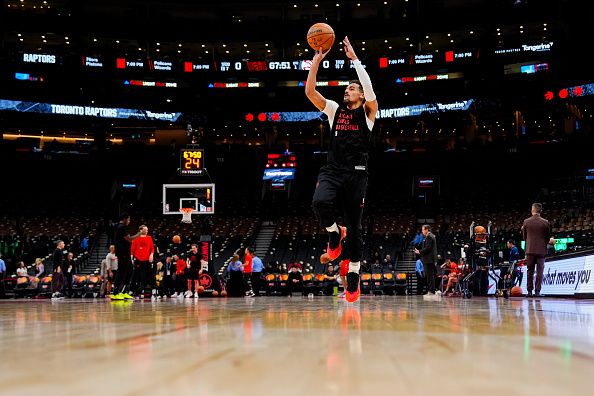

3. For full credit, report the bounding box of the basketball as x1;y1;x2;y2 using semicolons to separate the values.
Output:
474;225;486;234
306;23;335;52
320;252;332;264
510;286;523;297
172;235;181;244
212;290;219;297
197;286;205;293
221;290;228;297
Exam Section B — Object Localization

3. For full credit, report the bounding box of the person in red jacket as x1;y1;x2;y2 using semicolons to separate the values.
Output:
172;254;187;298
130;225;155;298
243;247;255;297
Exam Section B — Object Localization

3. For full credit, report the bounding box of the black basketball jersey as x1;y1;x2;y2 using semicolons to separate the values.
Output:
189;252;200;268
328;104;372;171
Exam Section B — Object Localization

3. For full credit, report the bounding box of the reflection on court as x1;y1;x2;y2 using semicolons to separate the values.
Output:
1;296;593;396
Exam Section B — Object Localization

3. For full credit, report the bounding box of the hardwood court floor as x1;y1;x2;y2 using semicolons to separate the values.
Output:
1;295;593;396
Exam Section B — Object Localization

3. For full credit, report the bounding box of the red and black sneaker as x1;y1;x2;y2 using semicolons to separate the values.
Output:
345;272;360;303
326;226;347;261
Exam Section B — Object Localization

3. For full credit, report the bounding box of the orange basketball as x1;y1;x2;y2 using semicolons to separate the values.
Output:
172;235;181;244
307;23;335;52
221;290;228;297
212;290;219;297
197;286;205;293
320;252;332;264
511;286;523;297
474;226;486;234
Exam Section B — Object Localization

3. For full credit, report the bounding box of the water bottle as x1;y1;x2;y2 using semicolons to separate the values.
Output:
307;293;314;299
333;286;338;296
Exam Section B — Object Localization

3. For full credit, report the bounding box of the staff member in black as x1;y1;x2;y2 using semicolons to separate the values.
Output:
112;213;140;299
306;36;379;303
415;225;438;295
51;240;66;298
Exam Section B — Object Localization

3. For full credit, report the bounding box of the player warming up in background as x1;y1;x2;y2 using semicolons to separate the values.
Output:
305;36;378;303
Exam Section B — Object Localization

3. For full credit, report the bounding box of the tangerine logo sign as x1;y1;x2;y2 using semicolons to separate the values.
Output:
199;274;212;289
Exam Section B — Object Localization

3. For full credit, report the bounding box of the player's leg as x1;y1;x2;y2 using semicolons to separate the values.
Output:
122;257;135;297
140;262;152;297
130;260;143;297
312;168;347;261
525;255;536;296
342;173;367;303
186;275;193;297
193;279;200;298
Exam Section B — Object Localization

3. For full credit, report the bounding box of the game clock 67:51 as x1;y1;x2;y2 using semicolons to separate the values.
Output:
180;149;204;175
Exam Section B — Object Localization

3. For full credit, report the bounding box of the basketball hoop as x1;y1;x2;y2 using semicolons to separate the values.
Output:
180;208;194;224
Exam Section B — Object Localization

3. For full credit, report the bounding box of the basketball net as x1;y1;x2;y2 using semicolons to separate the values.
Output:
180;208;193;224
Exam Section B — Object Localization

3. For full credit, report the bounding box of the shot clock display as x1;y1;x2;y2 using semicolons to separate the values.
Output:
180;149;204;176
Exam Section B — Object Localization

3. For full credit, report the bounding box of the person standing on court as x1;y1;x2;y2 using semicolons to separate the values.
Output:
415;225;437;295
130;225;155;298
522;203;550;297
250;248;264;296
186;244;201;299
242;247;255;297
63;252;76;297
51;240;66;298
306;36;378;303
111;213;140;300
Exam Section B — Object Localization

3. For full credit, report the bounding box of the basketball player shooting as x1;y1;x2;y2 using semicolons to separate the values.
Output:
305;36;378;303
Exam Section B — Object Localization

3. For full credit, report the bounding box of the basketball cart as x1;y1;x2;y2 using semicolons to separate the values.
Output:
499;258;525;296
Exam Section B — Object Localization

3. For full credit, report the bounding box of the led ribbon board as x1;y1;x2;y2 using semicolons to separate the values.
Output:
254;99;474;122
0;98;182;122
218;59;358;72
395;72;464;83
494;41;554;55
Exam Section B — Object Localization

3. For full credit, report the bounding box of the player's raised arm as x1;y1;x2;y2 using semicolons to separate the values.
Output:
305;47;331;111
342;36;378;121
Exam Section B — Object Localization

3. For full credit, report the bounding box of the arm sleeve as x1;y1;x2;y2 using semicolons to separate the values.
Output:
130;240;136;258
352;60;376;102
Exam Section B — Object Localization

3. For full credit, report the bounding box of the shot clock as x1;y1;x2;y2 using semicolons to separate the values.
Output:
180;149;204;176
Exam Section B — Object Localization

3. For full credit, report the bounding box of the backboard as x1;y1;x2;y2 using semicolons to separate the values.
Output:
162;183;215;215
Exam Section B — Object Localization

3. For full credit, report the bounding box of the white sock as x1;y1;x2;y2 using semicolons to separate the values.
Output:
326;223;339;233
349;261;361;273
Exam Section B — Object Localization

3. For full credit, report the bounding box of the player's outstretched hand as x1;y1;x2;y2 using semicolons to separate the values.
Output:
343;36;358;61
312;47;330;64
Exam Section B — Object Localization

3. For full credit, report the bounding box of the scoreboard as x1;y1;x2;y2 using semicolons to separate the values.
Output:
180;149;204;176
